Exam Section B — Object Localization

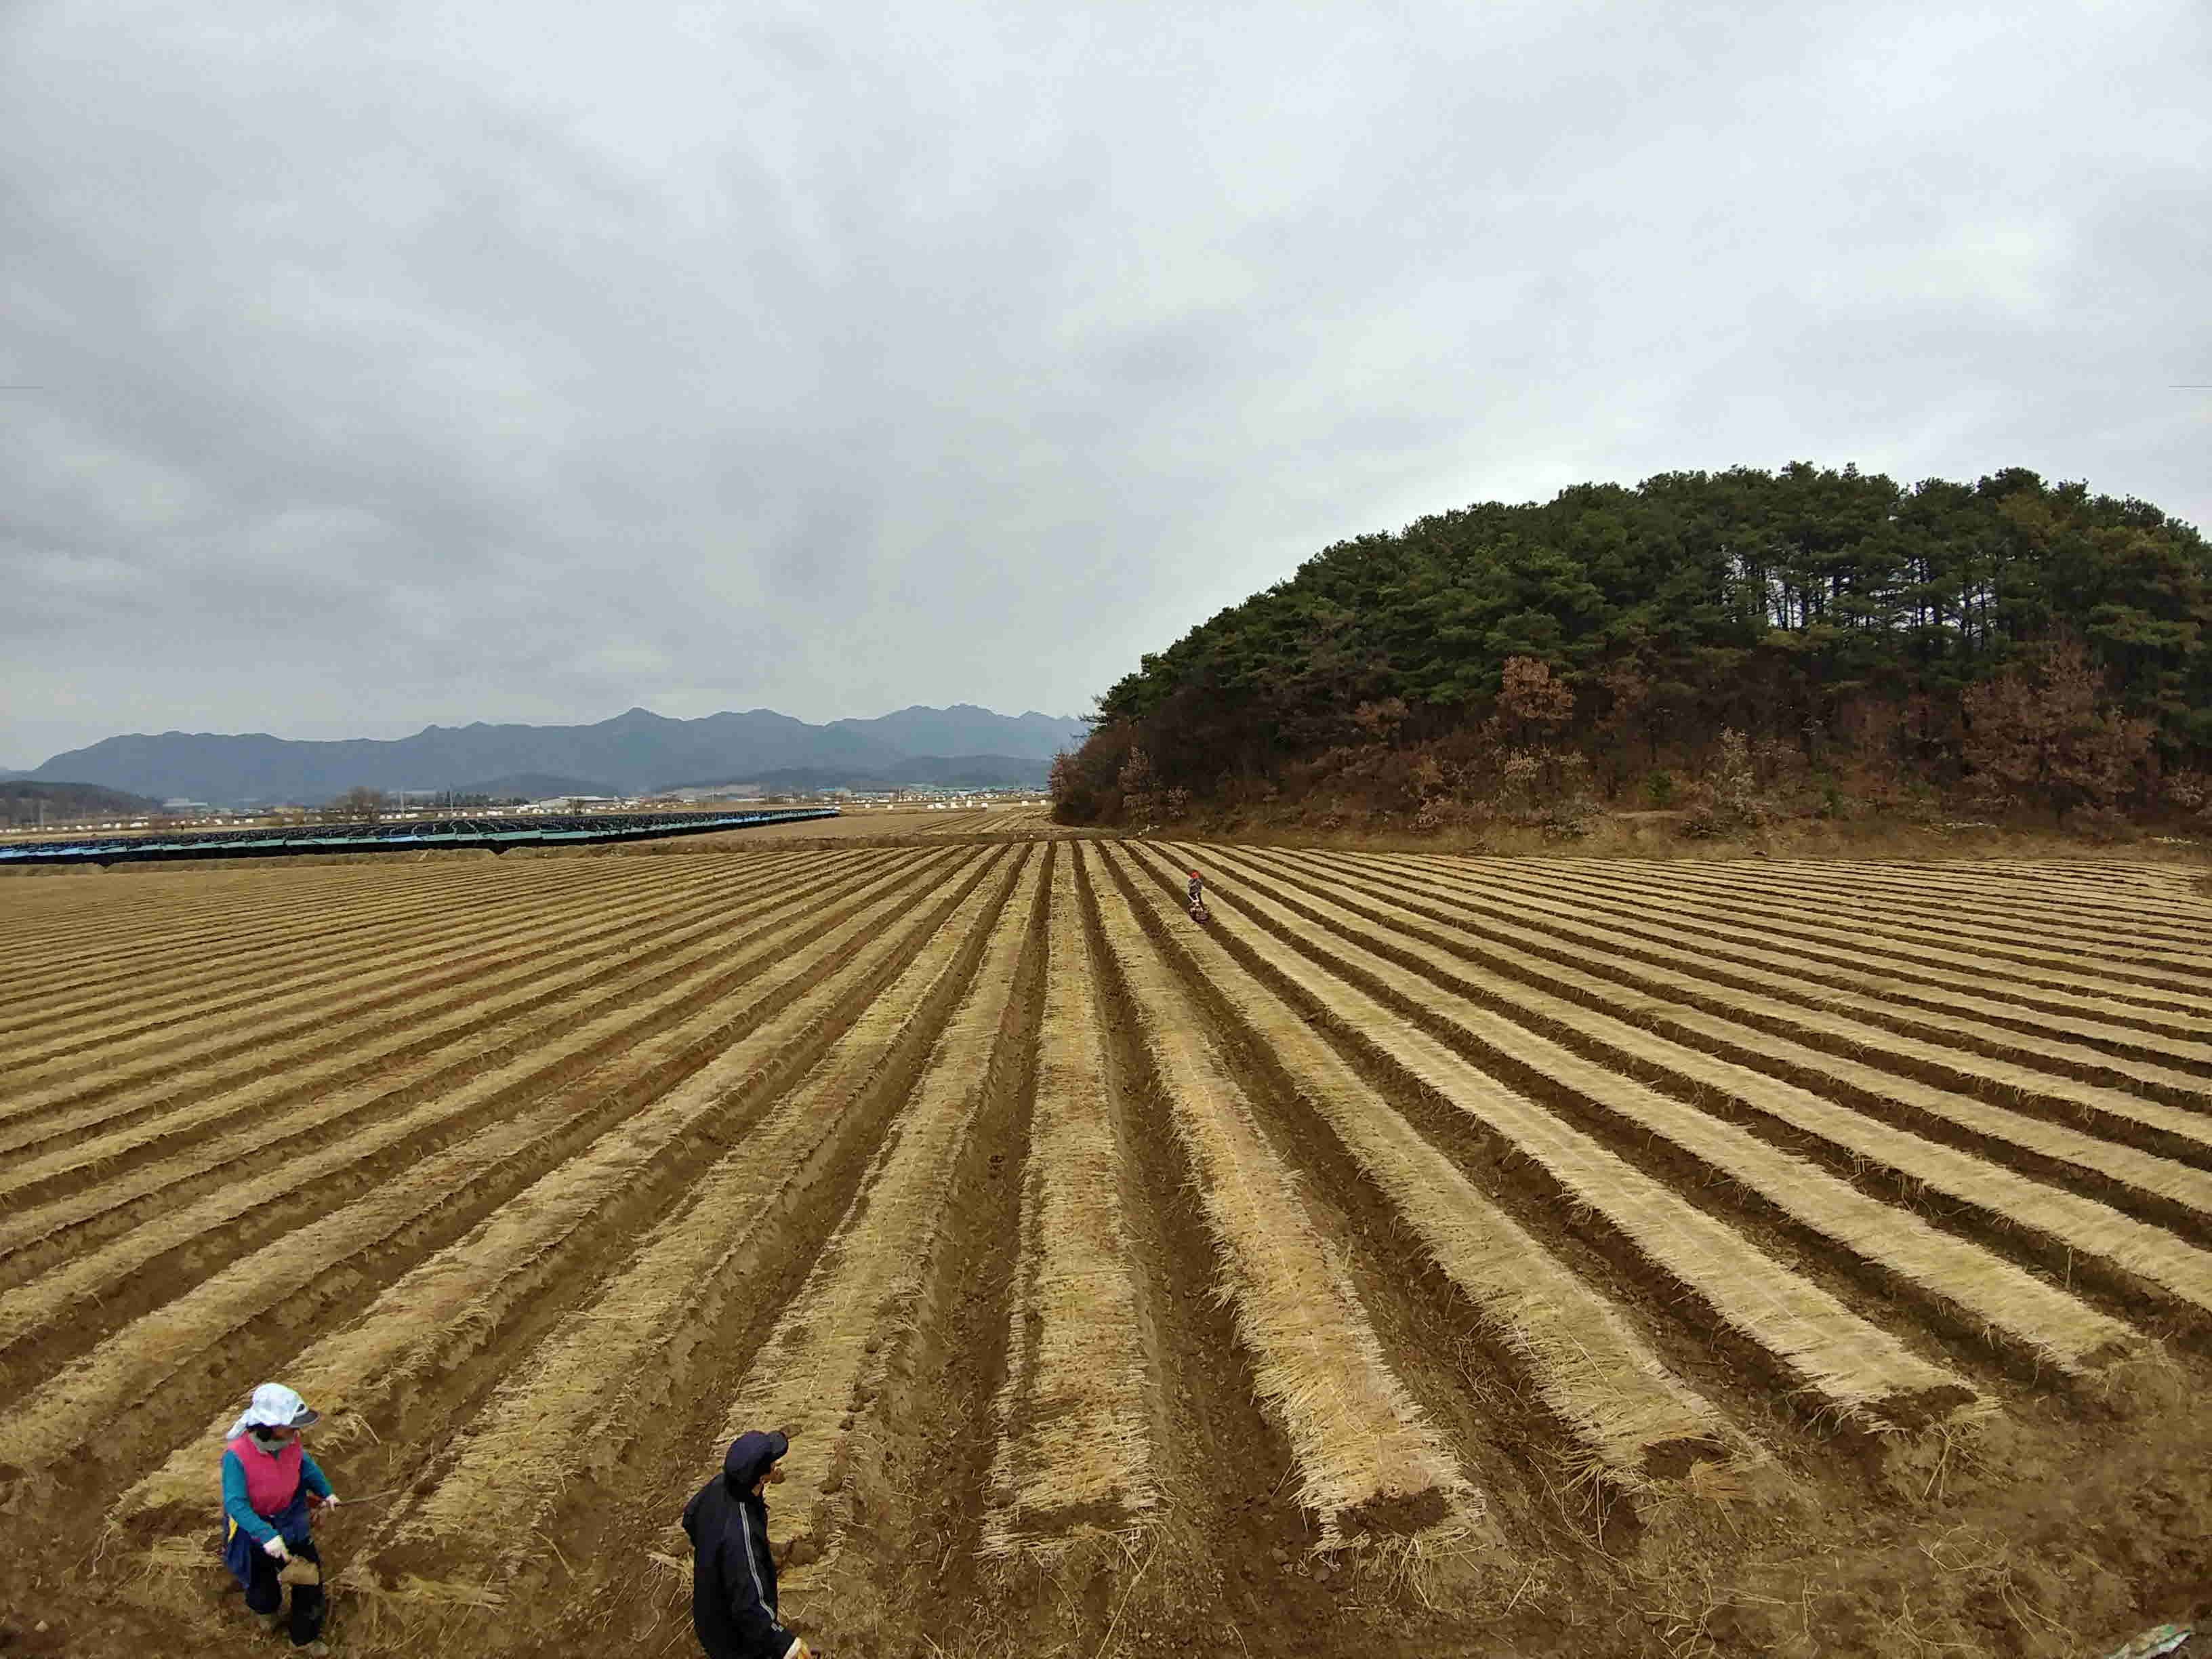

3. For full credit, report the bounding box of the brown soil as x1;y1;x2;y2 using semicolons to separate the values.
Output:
0;836;2205;1658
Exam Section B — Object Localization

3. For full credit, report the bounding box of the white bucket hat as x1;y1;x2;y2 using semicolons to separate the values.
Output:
226;1382;321;1441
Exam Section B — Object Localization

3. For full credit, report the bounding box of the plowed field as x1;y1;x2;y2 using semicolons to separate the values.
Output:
2;844;2208;1658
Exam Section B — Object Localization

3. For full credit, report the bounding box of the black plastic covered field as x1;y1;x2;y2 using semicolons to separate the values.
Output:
0;806;840;867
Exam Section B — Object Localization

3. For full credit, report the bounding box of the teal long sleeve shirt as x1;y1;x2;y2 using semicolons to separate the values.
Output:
221;1446;333;1544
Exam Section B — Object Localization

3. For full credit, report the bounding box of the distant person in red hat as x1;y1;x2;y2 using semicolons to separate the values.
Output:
1187;867;1209;922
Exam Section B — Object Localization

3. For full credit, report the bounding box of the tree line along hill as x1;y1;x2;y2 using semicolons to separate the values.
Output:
1050;464;2212;837
1;781;162;826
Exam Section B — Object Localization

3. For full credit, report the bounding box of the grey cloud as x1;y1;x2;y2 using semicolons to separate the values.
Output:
3;0;2207;765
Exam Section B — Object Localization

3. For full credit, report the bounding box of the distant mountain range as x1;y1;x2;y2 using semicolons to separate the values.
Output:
22;705;1087;804
747;755;1058;792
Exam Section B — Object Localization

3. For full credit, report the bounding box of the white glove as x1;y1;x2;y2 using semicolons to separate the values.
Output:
262;1536;289;1561
321;1494;340;1509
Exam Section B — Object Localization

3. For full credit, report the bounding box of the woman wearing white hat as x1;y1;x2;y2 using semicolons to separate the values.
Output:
220;1382;339;1653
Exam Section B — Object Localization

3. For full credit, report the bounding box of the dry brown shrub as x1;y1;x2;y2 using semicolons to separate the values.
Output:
1750;735;1811;792
1540;796;1600;841
1352;697;1410;740
1408;753;1446;802
1681;729;1771;838
1412;794;1486;835
2163;770;2209;813
1961;636;2153;819
1498;656;1575;733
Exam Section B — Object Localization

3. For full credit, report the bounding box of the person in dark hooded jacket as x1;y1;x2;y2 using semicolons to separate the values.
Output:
682;1429;808;1659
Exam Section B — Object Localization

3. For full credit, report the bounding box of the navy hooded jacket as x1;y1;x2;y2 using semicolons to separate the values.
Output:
682;1431;793;1659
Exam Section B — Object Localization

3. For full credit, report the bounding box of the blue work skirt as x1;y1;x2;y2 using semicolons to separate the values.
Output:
222;1491;310;1590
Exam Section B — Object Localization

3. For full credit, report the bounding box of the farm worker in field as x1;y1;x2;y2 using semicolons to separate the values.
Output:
682;1428;811;1659
220;1382;337;1654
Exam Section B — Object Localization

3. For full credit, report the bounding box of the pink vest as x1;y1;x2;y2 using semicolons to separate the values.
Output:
227;1433;303;1518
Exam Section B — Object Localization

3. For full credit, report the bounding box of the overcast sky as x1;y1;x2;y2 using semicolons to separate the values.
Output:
3;1;2207;764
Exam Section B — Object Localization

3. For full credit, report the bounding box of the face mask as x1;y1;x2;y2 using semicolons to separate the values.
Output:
251;1430;291;1452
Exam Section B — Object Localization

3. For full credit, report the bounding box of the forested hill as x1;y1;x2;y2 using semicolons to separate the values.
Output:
1053;465;2212;826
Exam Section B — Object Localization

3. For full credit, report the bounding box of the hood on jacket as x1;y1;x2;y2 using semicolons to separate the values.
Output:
722;1429;789;1495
